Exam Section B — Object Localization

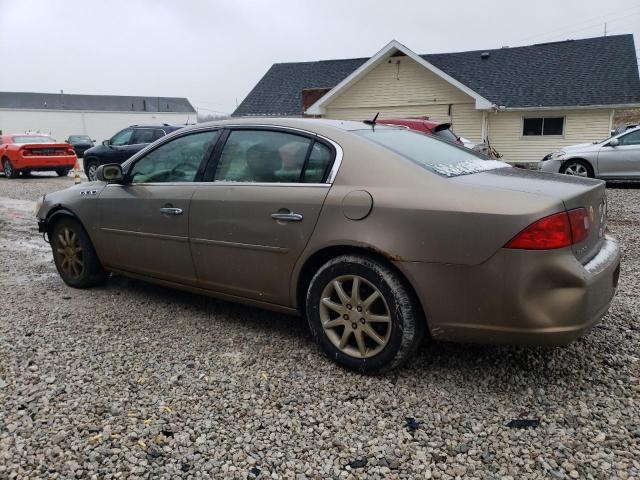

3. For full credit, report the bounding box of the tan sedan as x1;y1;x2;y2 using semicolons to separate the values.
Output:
36;118;621;373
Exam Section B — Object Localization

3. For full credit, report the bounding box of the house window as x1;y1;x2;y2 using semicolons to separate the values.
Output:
522;117;564;136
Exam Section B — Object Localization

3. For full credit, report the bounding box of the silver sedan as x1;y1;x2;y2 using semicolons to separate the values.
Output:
539;126;640;179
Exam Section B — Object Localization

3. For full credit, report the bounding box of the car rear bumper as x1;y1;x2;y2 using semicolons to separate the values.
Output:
396;235;620;346
14;155;76;169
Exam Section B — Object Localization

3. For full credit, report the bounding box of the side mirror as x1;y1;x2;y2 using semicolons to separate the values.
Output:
96;164;123;183
92;139;96;143
609;138;620;147
102;139;111;147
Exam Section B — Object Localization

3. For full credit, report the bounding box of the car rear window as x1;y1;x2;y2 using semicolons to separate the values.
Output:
12;136;55;144
433;128;458;143
355;128;509;177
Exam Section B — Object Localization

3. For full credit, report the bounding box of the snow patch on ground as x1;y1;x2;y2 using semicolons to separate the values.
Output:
584;235;620;274
431;159;510;177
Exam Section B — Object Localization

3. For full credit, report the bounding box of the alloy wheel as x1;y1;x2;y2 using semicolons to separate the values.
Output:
56;227;84;279
87;163;98;181
319;274;392;359
4;160;13;177
564;163;588;177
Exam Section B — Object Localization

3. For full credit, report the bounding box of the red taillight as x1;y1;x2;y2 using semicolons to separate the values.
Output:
67;148;76;156
506;208;590;250
506;212;572;250
22;149;30;156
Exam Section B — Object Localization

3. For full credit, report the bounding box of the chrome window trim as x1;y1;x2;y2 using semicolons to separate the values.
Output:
122;123;344;185
105;182;330;188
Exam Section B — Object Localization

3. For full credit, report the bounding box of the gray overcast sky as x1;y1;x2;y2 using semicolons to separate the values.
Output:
1;0;639;115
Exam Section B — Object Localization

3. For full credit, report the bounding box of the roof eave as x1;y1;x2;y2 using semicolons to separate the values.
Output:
499;103;640;111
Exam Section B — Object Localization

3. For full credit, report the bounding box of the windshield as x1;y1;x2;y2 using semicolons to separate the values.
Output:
355;128;509;177
69;135;91;142
12;135;55;144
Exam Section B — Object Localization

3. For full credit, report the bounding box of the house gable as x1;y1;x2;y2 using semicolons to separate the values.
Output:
328;53;474;109
306;40;492;115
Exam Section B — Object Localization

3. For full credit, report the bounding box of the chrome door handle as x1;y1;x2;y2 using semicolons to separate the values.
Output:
160;207;183;215
271;212;303;222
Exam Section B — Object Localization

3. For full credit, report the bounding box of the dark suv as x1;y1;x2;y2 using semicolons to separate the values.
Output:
83;124;184;180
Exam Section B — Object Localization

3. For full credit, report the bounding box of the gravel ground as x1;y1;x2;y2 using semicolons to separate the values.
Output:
0;173;638;479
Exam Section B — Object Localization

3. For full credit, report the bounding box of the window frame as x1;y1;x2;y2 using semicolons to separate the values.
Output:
122;128;223;185
521;116;566;138
201;126;339;185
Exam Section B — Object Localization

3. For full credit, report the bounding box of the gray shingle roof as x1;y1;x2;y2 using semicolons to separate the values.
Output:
233;35;640;116
0;92;196;113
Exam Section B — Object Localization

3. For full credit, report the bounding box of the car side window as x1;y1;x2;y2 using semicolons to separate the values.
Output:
302;142;333;183
213;130;334;183
129;130;220;184
110;128;134;146
130;129;156;145
618;130;640;146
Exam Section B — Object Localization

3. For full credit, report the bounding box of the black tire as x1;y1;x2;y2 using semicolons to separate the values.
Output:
56;168;71;177
2;158;19;178
84;159;99;181
560;159;594;178
50;217;109;288
306;254;425;374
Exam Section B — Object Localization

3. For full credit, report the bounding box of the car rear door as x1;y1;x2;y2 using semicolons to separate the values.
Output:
95;129;221;285
597;130;640;179
189;127;337;306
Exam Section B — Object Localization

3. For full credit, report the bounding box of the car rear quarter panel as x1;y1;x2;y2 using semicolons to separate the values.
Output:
290;131;564;305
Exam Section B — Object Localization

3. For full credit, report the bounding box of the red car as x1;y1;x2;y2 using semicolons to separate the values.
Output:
378;116;463;145
0;134;77;178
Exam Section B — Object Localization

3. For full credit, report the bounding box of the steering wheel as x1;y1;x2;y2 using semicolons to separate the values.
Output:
169;162;195;179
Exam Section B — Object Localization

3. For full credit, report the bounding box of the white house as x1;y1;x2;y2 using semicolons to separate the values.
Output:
233;35;640;163
0;92;196;143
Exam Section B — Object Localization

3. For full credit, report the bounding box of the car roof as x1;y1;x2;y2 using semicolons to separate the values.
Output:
192;117;397;133
130;124;185;129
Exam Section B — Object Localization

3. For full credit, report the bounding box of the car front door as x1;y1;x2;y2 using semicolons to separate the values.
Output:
597;130;640;179
106;128;135;164
189;128;337;306
95;129;221;285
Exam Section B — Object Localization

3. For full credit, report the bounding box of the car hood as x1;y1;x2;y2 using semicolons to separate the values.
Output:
559;142;600;154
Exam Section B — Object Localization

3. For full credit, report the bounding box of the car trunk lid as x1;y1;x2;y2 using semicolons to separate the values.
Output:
452;168;607;264
20;143;74;156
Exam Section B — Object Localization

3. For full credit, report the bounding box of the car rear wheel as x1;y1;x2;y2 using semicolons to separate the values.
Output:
51;217;109;288
56;168;71;177
561;160;593;178
306;254;425;374
85;159;99;181
2;158;19;178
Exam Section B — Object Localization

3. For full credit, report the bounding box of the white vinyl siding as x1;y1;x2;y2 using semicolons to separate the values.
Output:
0;109;193;144
328;56;472;108
487;109;612;163
450;103;483;143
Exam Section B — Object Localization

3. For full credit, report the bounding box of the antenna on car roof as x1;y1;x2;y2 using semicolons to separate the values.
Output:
363;112;380;129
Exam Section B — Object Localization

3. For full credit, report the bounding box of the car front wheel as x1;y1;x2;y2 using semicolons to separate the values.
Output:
306;254;425;374
50;217;109;288
85;159;99;181
561;160;593;177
